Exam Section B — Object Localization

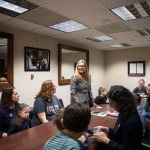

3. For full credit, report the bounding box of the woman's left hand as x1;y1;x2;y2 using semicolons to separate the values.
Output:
92;131;110;144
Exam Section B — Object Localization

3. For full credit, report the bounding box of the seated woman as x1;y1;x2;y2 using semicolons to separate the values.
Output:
143;84;150;120
94;87;109;105
92;85;143;150
133;79;147;97
31;80;63;126
0;87;20;138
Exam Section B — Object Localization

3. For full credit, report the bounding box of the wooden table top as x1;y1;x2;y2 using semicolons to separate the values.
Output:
0;104;117;150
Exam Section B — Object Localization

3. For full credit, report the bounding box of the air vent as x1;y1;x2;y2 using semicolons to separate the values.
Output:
137;28;150;36
121;43;131;47
86;37;100;42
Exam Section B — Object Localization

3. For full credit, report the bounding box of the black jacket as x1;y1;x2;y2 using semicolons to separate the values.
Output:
95;111;143;150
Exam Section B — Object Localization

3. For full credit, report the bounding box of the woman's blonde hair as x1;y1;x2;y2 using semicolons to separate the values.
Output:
74;59;89;81
35;80;54;101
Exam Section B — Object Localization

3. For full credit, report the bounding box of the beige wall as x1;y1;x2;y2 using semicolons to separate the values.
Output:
105;47;150;91
0;25;105;106
1;25;149;106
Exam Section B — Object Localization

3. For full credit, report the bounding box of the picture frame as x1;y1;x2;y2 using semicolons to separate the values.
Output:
128;61;145;76
24;46;50;71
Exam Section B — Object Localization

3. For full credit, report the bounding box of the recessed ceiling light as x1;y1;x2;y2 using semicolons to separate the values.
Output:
87;35;114;42
111;6;136;21
109;43;131;48
93;35;114;41
109;44;124;48
48;20;89;33
0;0;28;13
0;0;38;17
111;0;150;21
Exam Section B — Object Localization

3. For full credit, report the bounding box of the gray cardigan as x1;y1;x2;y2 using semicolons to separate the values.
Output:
70;75;93;103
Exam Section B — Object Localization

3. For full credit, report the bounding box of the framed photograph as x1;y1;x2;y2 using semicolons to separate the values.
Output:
128;61;145;76
24;47;50;71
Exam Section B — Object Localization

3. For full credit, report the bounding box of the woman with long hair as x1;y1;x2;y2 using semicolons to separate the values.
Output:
0;87;20;138
31;80;63;126
70;60;96;107
92;85;143;150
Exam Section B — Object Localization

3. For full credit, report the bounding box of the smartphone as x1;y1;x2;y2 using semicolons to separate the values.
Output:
86;128;100;136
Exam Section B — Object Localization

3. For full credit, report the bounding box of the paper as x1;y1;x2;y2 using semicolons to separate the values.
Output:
111;111;119;117
96;106;103;109
91;111;106;117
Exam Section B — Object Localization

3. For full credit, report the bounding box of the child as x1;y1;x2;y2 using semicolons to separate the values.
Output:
94;87;109;105
133;93;147;136
44;103;91;150
143;84;150;120
8;103;32;135
53;108;91;150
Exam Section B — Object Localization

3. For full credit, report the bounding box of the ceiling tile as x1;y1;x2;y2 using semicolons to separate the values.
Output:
109;30;142;39
43;0;106;18
27;0;54;6
18;7;68;26
125;17;150;29
31;26;63;36
95;22;132;34
1;18;42;31
68;28;104;38
0;14;12;24
75;9;122;28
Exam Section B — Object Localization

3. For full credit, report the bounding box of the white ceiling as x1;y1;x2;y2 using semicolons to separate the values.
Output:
0;0;150;50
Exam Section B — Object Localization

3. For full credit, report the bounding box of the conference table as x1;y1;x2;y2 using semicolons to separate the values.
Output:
0;104;117;150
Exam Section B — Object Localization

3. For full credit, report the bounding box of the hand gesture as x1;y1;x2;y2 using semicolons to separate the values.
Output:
92;131;110;144
94;126;109;134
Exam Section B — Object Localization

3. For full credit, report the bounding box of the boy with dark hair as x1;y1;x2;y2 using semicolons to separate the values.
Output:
44;103;91;150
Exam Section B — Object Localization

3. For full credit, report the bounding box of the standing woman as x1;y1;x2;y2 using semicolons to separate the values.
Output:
70;59;95;107
0;87;20;138
31;80;63;126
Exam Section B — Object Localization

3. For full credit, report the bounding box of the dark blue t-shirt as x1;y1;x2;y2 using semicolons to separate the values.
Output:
31;96;62;126
133;86;147;95
8;119;32;135
0;103;19;138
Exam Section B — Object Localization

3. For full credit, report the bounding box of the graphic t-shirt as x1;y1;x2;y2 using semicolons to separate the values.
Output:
31;96;62;126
